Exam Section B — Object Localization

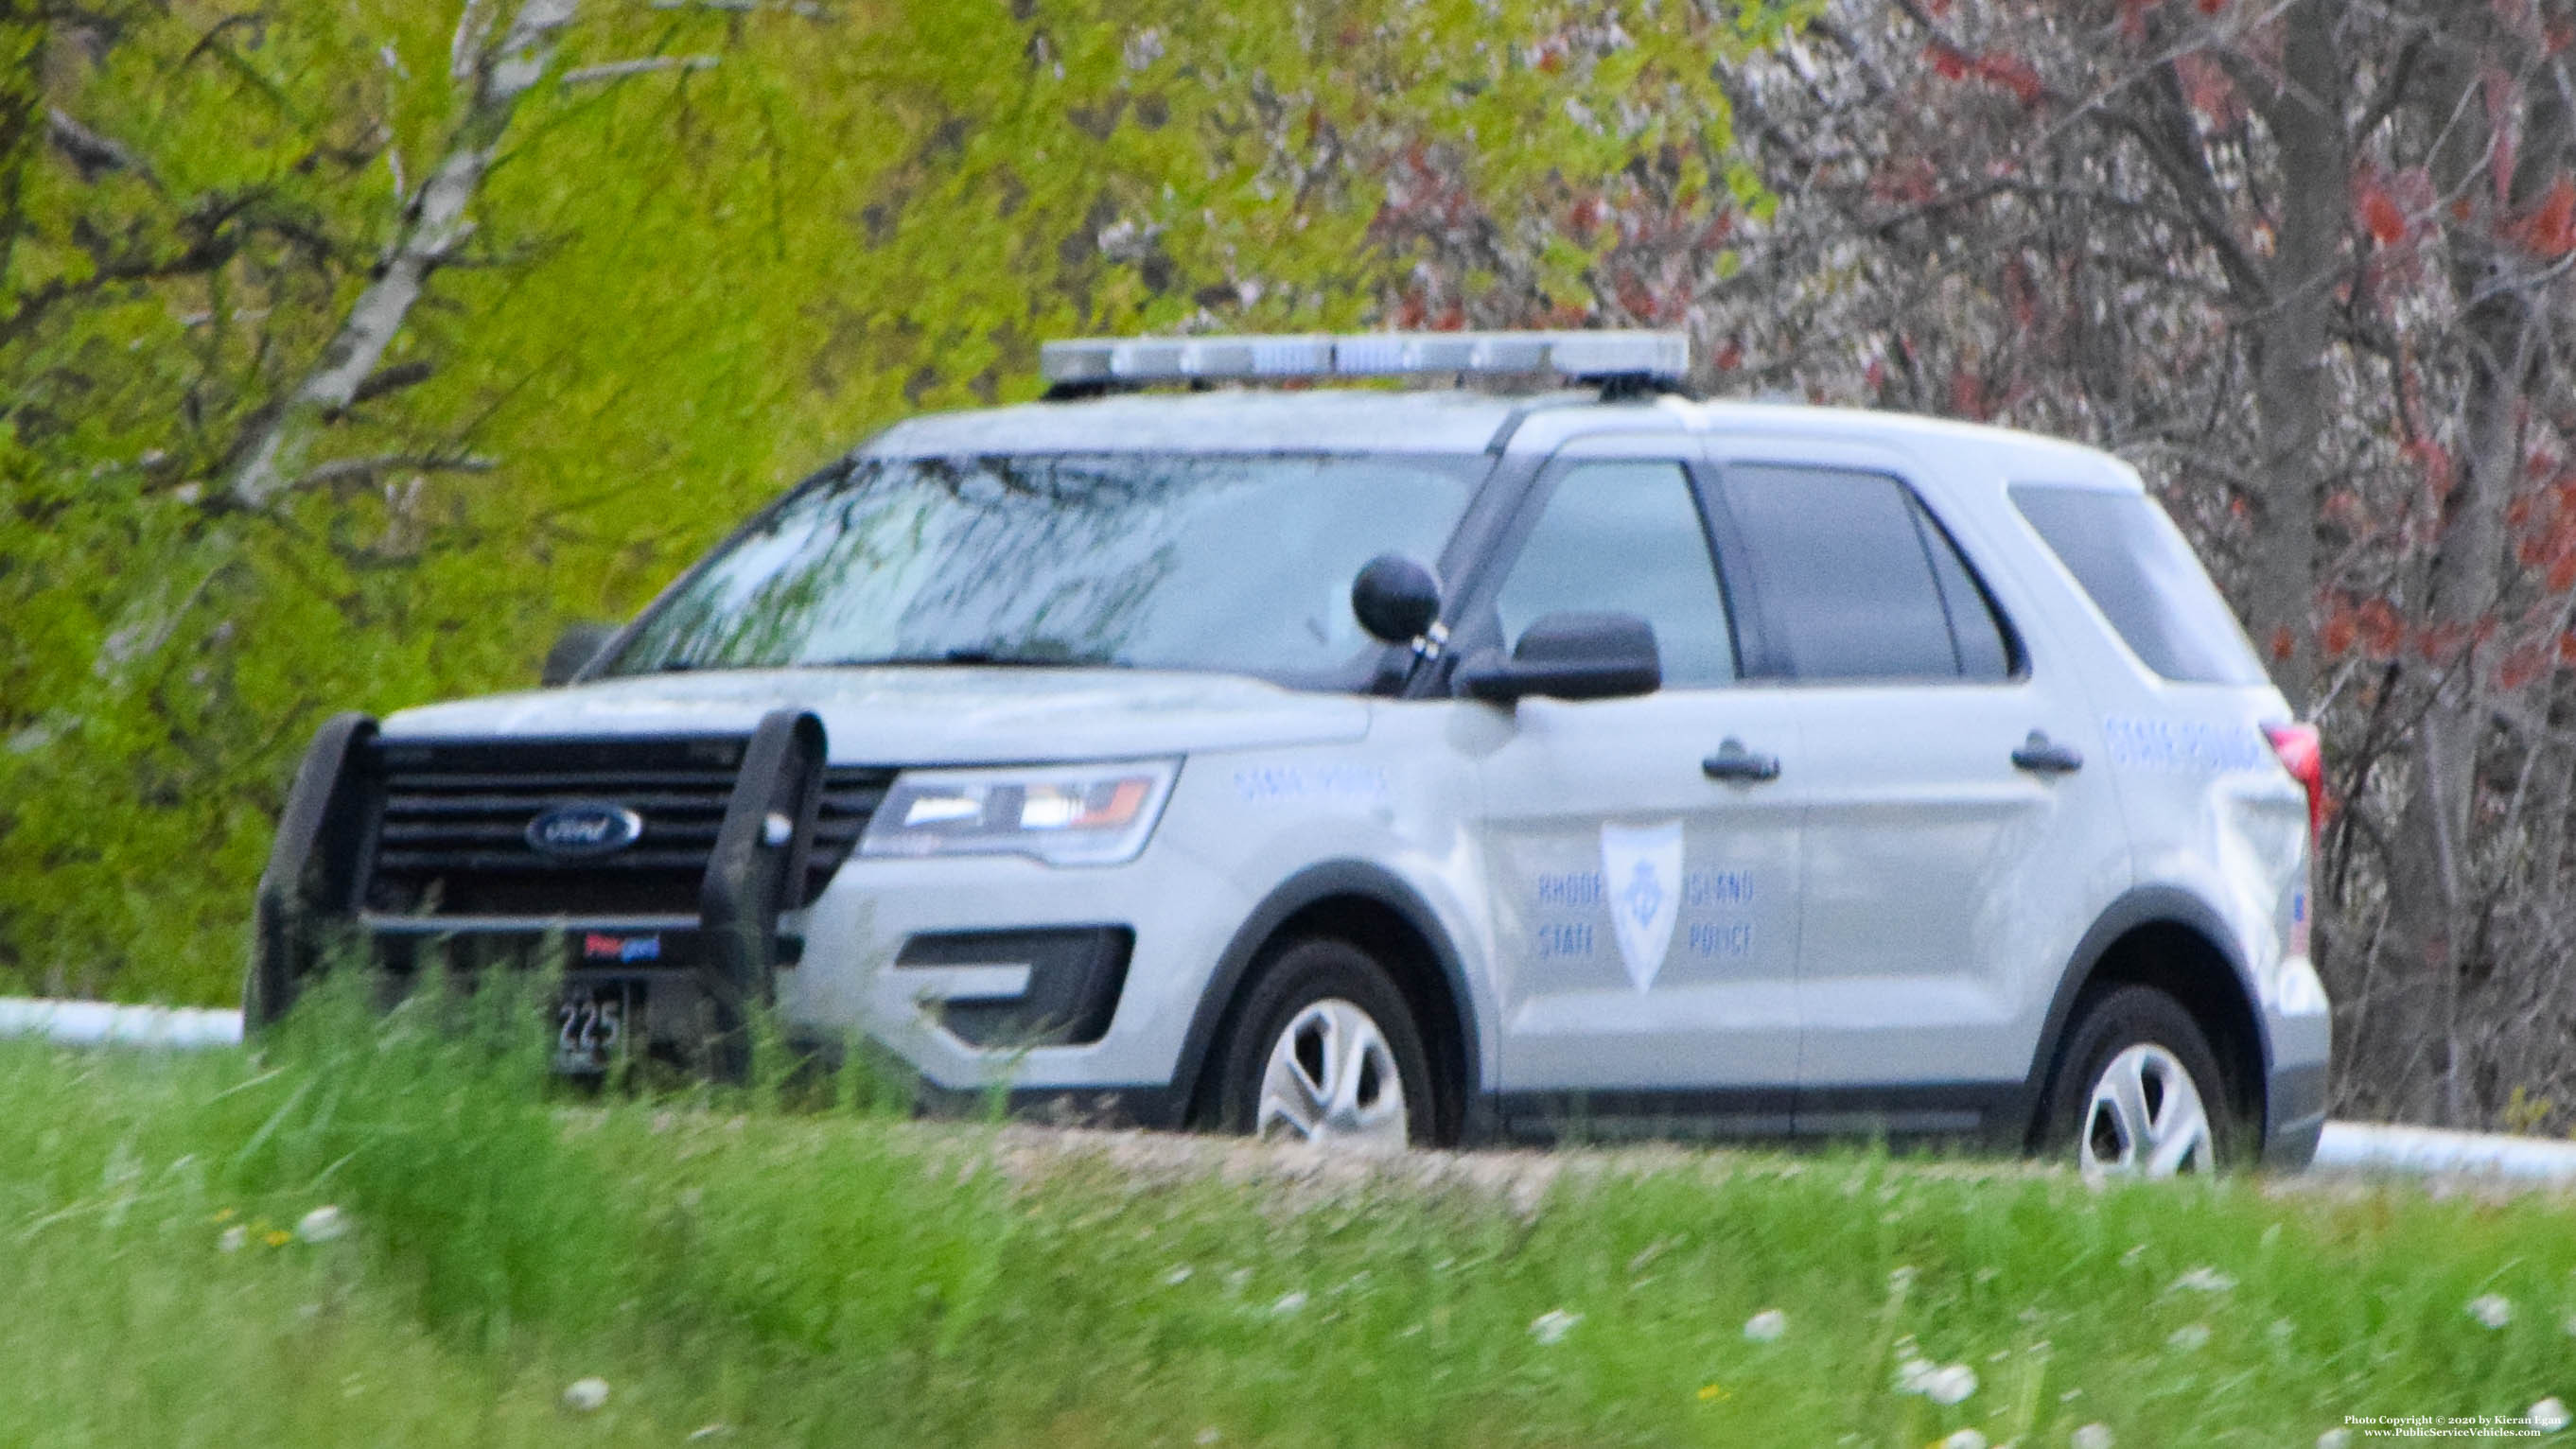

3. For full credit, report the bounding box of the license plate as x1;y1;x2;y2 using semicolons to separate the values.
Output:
554;983;638;1074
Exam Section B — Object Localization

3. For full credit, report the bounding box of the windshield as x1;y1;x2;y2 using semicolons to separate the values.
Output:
607;452;1482;684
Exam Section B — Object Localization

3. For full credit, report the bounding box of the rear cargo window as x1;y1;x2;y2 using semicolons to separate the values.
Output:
2008;483;2268;686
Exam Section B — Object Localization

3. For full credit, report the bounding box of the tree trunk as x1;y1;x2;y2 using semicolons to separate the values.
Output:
2242;0;2344;716
2377;28;2555;1126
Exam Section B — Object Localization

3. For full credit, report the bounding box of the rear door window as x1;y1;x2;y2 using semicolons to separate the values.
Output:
2008;484;2267;686
1718;463;2013;682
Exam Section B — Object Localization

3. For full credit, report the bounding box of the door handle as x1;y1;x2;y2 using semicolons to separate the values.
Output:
2010;729;2084;776
1702;739;1781;783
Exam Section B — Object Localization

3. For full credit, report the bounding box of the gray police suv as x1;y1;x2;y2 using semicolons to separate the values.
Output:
250;331;2331;1175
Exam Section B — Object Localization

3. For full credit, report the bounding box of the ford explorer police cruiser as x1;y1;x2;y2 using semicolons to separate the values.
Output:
249;330;2331;1176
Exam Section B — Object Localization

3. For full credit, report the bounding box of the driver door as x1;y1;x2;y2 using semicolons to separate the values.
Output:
1467;438;1807;1133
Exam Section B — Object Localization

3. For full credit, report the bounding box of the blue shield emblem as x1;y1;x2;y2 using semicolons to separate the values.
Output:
1600;820;1683;992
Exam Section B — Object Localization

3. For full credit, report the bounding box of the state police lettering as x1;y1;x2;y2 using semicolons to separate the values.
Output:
1535;872;1606;906
1528;858;1761;976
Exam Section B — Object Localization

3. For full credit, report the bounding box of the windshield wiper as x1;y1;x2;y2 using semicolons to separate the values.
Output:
822;649;1121;669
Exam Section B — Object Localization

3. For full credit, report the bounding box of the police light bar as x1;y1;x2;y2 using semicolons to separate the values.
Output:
1039;331;1690;388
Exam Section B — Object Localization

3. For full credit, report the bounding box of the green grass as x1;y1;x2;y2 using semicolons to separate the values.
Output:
2;985;2570;1446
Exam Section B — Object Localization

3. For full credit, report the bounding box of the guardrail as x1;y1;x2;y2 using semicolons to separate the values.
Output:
0;998;243;1050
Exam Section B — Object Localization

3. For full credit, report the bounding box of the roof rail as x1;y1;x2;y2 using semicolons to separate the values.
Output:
1038;330;1690;399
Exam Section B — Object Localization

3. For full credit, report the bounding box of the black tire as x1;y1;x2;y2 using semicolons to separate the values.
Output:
2040;984;2240;1176
1214;938;1441;1149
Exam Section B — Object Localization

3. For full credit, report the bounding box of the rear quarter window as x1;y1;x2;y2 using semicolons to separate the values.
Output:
2008;483;2268;687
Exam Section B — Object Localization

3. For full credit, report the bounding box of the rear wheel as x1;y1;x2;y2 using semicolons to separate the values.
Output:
2042;985;2236;1178
1216;938;1437;1151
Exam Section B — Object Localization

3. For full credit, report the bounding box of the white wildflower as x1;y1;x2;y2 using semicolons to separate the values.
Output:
1743;1308;1787;1343
1194;1431;1220;1447
1529;1308;1582;1345
2318;1430;2354;1449
217;1225;247;1253
2072;1424;2115;1449
1894;1356;1937;1393
1923;1364;1978;1405
1942;1431;1989;1449
2167;1322;2211;1353
2170;1266;2235;1294
561;1377;610;1413
1269;1290;1307;1317
2532;1398;2570;1433
1162;1265;1194;1287
295;1205;347;1244
2471;1293;2515;1329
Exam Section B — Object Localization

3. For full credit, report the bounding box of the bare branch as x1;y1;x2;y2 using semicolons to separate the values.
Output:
560;55;720;87
224;0;578;510
44;108;156;186
282;454;497;492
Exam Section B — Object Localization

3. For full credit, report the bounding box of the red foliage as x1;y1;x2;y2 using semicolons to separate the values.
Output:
2174;52;2240;127
1974;52;2046;106
1612;273;1659;321
1949;365;1989;419
1926;43;1971;81
2417;620;2469;662
1714;339;1744;372
2322;604;2357;658
2355;173;2408;247
2269;625;2295;662
2514;175;2576;257
2498;645;2547;691
2357;599;2408;658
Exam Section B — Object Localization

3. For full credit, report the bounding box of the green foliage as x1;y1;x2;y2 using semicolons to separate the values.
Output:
5;1018;2576;1443
0;0;1792;1002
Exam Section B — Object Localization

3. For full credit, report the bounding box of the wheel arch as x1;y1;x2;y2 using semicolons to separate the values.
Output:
2022;886;2269;1151
1174;861;1484;1145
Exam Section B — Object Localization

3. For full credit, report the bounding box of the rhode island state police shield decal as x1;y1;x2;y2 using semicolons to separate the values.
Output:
1600;820;1683;993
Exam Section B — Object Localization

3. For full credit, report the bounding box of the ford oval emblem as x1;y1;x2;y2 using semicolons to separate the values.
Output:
526;802;645;857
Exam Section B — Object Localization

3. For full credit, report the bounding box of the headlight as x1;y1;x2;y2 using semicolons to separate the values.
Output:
859;759;1180;866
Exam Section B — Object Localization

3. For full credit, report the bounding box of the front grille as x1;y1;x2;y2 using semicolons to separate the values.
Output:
361;736;891;917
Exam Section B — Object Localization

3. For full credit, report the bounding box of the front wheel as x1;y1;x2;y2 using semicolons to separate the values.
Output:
2041;985;2237;1178
1215;938;1437;1151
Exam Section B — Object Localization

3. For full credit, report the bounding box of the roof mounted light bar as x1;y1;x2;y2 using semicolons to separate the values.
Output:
1038;330;1691;393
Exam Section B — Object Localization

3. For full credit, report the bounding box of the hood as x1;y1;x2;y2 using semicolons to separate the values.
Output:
379;667;1371;763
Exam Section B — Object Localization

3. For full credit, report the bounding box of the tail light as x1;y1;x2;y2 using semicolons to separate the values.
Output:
2264;722;2326;845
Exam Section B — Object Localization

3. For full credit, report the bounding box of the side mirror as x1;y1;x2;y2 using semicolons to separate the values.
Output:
541;621;621;687
1453;611;1660;704
1351;553;1443;644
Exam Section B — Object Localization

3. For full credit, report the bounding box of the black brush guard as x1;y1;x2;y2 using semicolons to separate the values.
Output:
249;708;830;1080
